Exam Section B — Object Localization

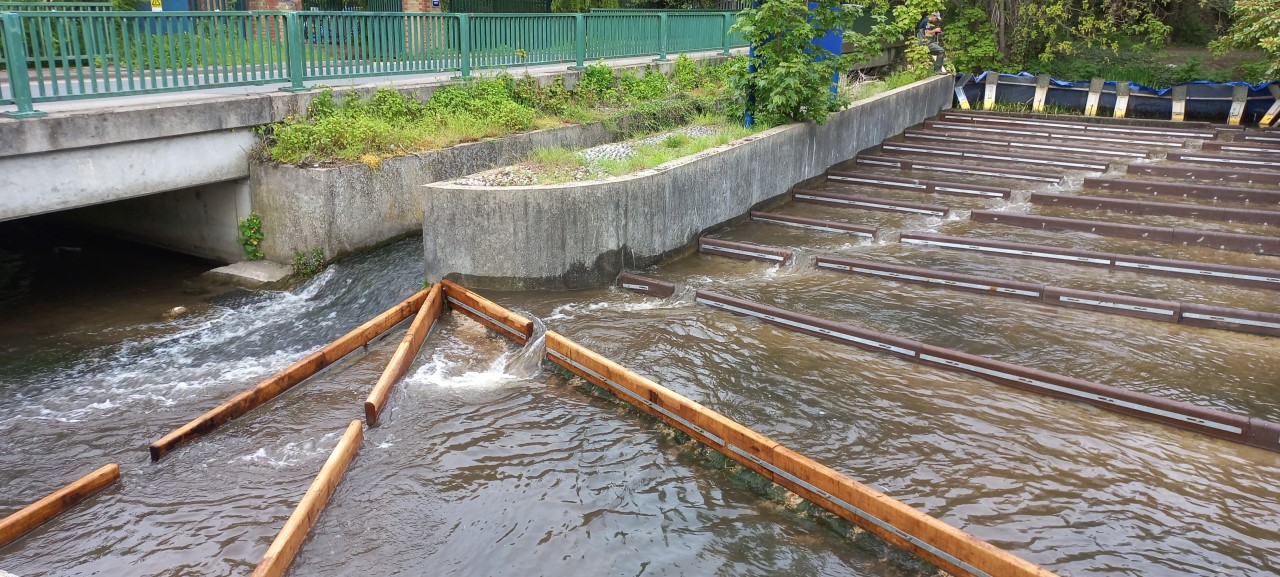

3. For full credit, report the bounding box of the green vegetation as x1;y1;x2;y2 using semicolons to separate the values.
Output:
292;247;327;277
930;0;1276;85
518;120;759;185
236;213;265;261
261;55;742;167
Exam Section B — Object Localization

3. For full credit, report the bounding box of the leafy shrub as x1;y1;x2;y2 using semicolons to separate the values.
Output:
673;54;701;91
578;62;616;101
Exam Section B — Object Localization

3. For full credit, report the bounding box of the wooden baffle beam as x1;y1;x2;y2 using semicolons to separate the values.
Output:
826;170;1011;198
617;273;677;298
543;331;1061;577
364;283;445;426
792;189;949;217
902;129;1151;159
899;232;1280;290
250;420;363;577
439;279;534;346
922;120;1186;148
692;291;1280;453
1083;177;1280;206
698;237;794;265
970;210;1280;256
880;141;1111;172
856;155;1065;183
749;211;877;237
149;289;430;461
1168;150;1280;170
0;463;120;549
938;111;1217;139
1030;193;1280;225
1127;163;1280;186
814;255;1280;336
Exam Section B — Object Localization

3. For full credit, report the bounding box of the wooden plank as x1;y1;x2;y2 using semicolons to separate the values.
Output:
149;289;430;461
1084;77;1103;116
543;331;1059;577
0;463;120;549
251;420;363;577
439;279;534;346
364;284;444;426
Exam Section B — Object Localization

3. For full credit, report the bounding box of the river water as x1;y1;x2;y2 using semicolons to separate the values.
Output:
2;132;1279;577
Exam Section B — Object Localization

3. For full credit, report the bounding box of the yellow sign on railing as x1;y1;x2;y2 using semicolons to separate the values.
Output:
149;0;162;11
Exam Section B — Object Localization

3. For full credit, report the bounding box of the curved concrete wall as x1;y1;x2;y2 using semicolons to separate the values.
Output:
422;74;955;290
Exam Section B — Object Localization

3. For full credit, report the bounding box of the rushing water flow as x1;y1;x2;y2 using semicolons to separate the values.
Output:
3;125;1280;577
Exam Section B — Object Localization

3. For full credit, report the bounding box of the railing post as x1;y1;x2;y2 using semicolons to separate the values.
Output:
2;12;46;119
281;12;308;92
457;13;470;78
656;12;667;62
721;12;731;55
572;13;585;69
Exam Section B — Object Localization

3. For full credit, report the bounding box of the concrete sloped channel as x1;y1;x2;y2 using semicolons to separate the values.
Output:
4;110;1280;577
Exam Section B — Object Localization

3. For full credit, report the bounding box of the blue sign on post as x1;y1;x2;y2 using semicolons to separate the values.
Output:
432;0;439;5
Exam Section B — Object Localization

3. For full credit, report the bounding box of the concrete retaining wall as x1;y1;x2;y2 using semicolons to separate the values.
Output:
421;74;956;290
252;122;618;263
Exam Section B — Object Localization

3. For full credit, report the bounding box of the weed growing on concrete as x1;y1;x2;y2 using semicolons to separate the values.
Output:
236;213;265;261
262;58;744;167
292;247;326;277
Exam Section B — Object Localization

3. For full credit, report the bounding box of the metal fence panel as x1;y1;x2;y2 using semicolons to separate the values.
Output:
300;11;459;80
666;13;722;53
584;12;659;60
468;13;573;69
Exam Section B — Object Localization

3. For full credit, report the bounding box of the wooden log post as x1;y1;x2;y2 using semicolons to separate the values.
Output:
251;420;363;577
544;332;1059;577
0;464;120;549
439;280;534;346
149;289;430;461
365;284;445;426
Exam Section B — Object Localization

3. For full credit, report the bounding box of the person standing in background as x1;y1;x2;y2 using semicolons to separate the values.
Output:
916;11;946;74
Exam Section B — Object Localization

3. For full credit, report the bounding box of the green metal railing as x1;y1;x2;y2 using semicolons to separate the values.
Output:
1;9;746;117
447;0;550;13
0;2;113;11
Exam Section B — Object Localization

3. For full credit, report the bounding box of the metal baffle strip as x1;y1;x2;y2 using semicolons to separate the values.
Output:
1112;260;1280;284
793;194;947;216
751;216;874;237
622;283;653;291
814;260;1042;297
1181;313;1280;330
695;297;917;356
828;174;927;189
915;354;1243;434
446;296;527;340
901;237;1113;265
1056;296;1177;317
700;243;786;262
694;291;1259;442
933;186;1007;197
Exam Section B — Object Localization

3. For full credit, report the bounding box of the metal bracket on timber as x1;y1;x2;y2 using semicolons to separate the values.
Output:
1084;77;1104;116
439;280;534;346
1228;85;1249;126
365;284;445;426
250;420;363;577
543;331;1060;577
148;289;430;461
1032;74;1050;112
1113;83;1131;118
983;73;999;110
0;464;121;549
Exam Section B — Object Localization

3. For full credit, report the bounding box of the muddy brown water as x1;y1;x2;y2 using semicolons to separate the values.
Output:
2;127;1279;577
